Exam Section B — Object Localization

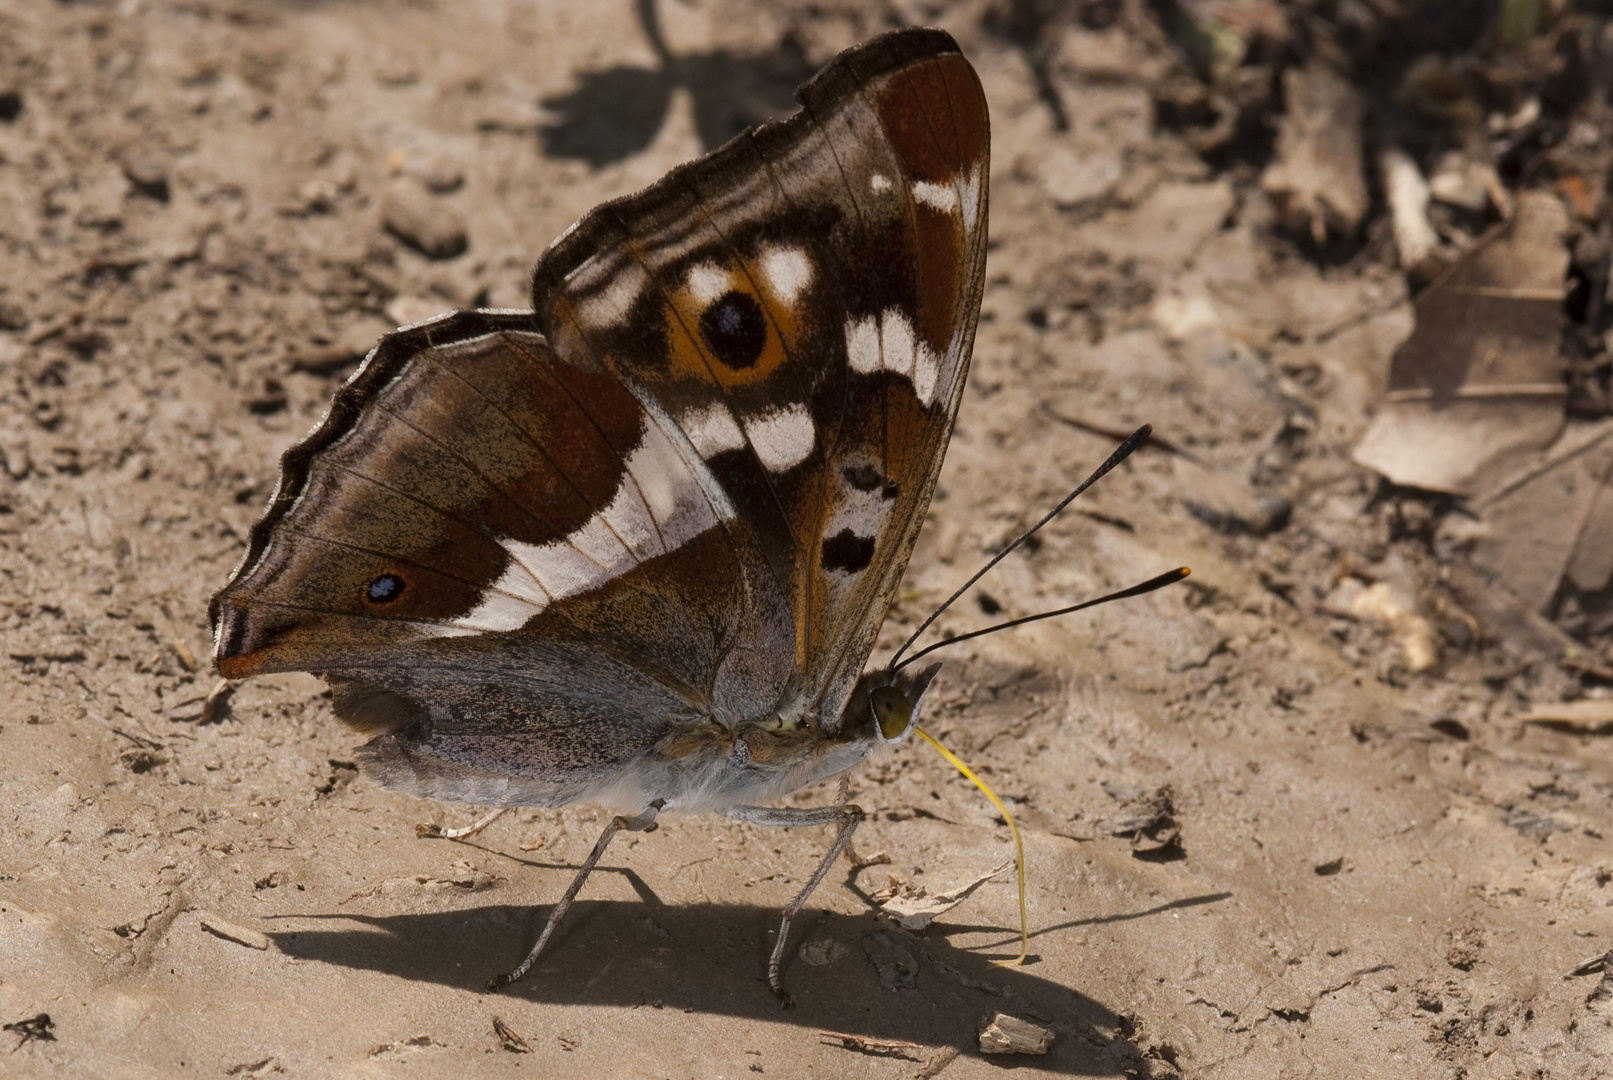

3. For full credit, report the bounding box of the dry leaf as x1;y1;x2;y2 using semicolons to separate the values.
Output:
878;861;1012;930
1353;190;1571;495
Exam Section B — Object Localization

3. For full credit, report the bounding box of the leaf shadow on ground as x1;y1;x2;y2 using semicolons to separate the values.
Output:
536;0;811;166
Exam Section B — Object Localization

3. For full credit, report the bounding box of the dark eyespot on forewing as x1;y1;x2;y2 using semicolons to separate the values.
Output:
699;291;768;369
822;529;876;574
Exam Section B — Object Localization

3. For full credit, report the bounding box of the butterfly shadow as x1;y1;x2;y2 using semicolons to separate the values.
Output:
536;0;812;167
266;871;1233;1075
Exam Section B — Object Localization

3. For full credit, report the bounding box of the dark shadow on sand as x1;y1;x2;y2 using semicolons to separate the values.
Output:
536;0;812;167
266;871;1232;1076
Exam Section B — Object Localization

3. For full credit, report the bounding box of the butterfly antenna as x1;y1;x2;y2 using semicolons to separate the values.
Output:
887;425;1158;673
894;567;1189;672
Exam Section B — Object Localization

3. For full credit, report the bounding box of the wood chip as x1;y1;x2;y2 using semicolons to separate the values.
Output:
1260;62;1368;244
1379;147;1444;281
1353;191;1571;497
198;912;270;951
1523;699;1613;735
978;1012;1054;1055
817;1030;924;1058
492;1017;532;1053
916;1046;962;1078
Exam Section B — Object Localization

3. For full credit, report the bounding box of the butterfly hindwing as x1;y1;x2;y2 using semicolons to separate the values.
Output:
211;312;784;791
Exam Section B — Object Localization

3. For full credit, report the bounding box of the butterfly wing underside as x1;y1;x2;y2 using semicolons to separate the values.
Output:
208;29;988;805
534;27;989;732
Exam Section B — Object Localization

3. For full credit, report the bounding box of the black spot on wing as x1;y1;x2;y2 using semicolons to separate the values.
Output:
822;528;876;574
842;463;900;501
699;290;767;369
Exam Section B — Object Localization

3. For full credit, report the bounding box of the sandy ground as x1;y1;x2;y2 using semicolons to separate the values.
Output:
3;1;1612;1077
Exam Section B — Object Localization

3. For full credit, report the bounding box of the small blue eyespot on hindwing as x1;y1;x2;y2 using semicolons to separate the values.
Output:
366;573;405;604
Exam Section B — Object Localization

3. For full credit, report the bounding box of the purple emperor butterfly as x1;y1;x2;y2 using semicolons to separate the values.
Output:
211;27;989;997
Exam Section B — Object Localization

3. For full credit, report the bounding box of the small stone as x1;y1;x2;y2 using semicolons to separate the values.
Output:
861;928;919;991
385;295;449;327
1040;146;1121;207
797;936;851;967
403;154;465;194
2;441;31;479
121;148;170;202
978;1012;1054;1055
287;316;392;375
382;182;468;260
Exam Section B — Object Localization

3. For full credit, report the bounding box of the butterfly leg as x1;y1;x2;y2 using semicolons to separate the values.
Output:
489;799;664;992
417;806;508;840
836;776;890;869
724;802;865;1003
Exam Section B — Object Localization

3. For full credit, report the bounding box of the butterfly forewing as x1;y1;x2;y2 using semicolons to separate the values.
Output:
534;28;989;731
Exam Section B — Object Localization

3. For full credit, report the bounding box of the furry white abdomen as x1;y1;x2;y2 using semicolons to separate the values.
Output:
356;727;878;816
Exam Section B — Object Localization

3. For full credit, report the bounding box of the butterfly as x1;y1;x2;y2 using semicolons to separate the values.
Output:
210;26;989;998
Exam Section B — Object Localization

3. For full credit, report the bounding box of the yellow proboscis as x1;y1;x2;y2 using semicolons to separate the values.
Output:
915;725;1028;967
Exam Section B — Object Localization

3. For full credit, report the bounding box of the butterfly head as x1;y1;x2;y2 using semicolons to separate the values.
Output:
854;662;943;747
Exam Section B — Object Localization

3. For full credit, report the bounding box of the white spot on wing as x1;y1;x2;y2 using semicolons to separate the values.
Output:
871;174;892;193
914;339;940;406
573;261;648;330
598;466;659;559
822;456;895;589
759;247;812;305
445;417;720;632
847;312;948;404
511;528;613;597
624;420;717;550
448;581;541;633
880;308;916;380
912;181;959;214
959;164;983;235
679;401;746;458
941;325;967;407
743;404;815;473
632;393;738;525
684;262;732;306
846;315;880;374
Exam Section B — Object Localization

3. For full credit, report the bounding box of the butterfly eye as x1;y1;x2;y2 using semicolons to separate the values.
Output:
365;573;406;604
699;290;767;369
871;685;914;740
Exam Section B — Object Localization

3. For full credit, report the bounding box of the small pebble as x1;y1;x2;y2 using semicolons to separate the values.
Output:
383;182;468;260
